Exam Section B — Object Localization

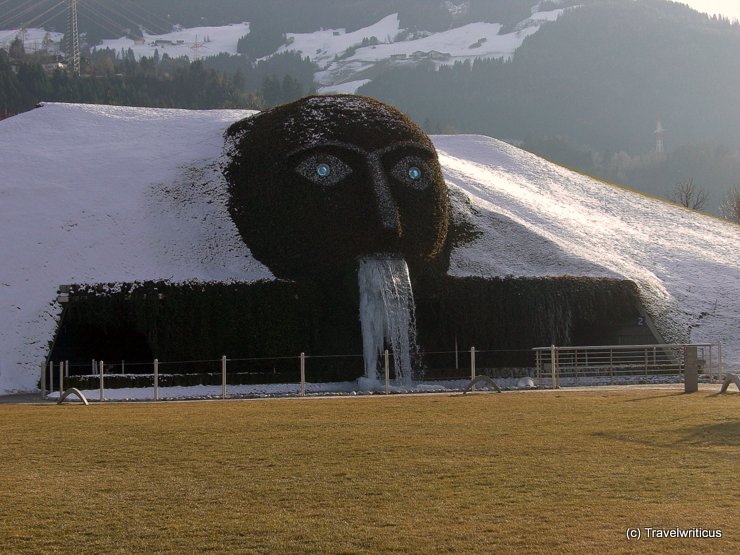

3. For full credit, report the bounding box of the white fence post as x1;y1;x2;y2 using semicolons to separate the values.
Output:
550;345;557;388
609;348;614;384
384;349;390;394
41;363;46;400
644;348;648;376
454;335;459;370
470;347;476;391
718;341;723;382
99;360;105;402
300;352;305;396
58;362;63;397
153;358;159;401
221;355;227;399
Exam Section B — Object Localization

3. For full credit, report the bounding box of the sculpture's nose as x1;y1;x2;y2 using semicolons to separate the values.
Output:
368;157;400;234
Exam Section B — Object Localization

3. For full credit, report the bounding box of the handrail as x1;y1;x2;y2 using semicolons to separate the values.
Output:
533;343;720;387
532;343;712;352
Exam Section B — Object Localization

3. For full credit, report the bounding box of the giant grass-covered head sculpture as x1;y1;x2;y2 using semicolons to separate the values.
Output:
223;94;449;281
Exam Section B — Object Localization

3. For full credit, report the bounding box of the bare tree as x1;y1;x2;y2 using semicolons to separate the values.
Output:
719;185;740;224
670;178;709;211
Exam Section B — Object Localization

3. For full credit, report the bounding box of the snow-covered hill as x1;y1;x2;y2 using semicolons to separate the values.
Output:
0;103;737;394
0;28;63;53
0;5;565;93
438;135;739;351
280;10;566;93
100;22;250;62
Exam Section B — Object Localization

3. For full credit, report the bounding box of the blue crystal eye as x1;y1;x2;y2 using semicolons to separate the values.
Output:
296;154;352;185
316;163;331;177
390;157;431;190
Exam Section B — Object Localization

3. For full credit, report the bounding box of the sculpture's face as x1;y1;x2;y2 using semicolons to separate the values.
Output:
224;95;449;281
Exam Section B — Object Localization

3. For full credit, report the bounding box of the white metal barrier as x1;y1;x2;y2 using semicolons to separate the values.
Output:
43;343;723;399
533;343;722;387
39;347;483;401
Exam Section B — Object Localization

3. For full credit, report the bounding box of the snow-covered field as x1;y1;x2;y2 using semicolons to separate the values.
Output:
100;22;250;61
0;28;63;53
0;103;738;395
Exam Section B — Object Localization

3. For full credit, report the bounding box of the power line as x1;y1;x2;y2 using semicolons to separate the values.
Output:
1;0;174;38
0;2;66;47
87;0;171;35
115;0;173;33
15;1;66;31
77;0;130;38
0;0;55;28
86;0;148;34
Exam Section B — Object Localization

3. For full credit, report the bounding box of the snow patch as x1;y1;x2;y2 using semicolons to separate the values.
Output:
0;103;272;394
99;23;250;61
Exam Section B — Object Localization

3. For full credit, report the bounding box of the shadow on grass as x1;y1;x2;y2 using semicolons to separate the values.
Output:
708;390;740;397
592;420;740;454
678;421;740;447
621;392;684;403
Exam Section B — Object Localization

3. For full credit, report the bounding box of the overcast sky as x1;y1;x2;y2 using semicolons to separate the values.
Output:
679;1;740;21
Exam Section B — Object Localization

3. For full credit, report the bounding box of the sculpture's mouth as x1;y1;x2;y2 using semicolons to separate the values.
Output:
357;255;418;386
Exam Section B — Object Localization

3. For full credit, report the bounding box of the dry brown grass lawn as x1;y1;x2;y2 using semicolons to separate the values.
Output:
0;389;737;554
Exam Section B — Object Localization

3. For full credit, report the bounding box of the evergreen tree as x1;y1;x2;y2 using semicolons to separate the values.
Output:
8;37;25;60
261;74;282;106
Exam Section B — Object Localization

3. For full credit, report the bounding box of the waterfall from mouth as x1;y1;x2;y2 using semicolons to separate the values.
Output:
357;256;418;385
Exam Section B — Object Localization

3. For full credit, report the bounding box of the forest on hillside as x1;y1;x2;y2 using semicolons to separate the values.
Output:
0;43;317;113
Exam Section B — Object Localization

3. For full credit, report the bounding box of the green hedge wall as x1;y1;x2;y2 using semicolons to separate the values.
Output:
57;281;305;363
53;275;646;379
416;276;645;368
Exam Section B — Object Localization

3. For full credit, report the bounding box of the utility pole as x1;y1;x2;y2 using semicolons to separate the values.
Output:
67;0;80;76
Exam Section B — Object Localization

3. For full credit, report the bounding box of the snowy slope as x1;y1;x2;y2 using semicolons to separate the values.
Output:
0;28;64;53
0;104;737;394
0;104;272;394
278;10;566;92
438;135;739;355
99;23;250;61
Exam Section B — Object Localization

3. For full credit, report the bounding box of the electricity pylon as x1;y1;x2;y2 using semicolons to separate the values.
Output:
66;0;80;76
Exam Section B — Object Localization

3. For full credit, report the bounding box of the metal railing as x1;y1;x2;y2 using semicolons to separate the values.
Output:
38;342;725;400
533;343;723;388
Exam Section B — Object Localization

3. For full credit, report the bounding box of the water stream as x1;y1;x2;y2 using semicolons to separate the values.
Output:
357;256;418;385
